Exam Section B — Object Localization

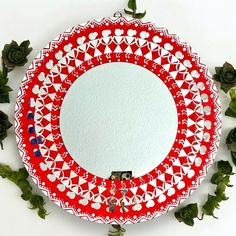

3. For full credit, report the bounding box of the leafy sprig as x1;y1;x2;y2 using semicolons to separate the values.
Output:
226;127;236;166
174;203;199;226
0;164;48;219
108;225;126;236
0;40;32;103
0;40;47;219
175;160;233;226
0;110;12;149
175;128;236;226
2;40;32;72
213;62;236;93
176;60;236;226
225;89;236;118
124;0;146;19
0;68;12;103
202;160;233;218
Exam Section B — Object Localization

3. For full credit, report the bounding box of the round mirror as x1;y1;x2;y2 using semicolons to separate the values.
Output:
16;17;221;224
60;62;178;178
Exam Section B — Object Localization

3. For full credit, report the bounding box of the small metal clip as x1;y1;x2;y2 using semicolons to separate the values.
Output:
109;171;132;181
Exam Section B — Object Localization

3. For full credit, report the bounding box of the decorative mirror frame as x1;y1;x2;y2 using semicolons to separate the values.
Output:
15;17;221;224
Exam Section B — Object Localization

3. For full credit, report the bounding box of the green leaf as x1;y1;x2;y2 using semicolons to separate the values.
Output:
30;195;45;209
0;164;12;178
112;225;126;233
124;9;134;15
128;0;137;11
17;179;32;192
18;167;29;179
215;67;223;75
217;160;233;175
0;69;8;86
124;0;146;20
213;74;221;82
38;206;48;219
215;182;228;201
0;85;13;93
227;142;236;152
215;182;227;196
223;62;235;74
20;40;30;50
174;211;183;222
188;203;199;218
225;107;236;118
180;203;198;219
0;164;48;219
21;191;32;201
2;64;8;78
226;89;236;118
202;194;220;218
7;171;21;184
0;110;12;148
182;217;194;226
109;225;126;236
211;171;224;185
221;83;234;93
0;93;10;103
174;203;198;226
226;128;236;145
229;89;236;100
229;101;236;113
0;75;12;103
231;151;236;166
0;77;8;86
134;11;146;19
222;175;233;187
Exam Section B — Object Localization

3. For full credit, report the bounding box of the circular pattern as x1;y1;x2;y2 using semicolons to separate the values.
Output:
15;17;221;224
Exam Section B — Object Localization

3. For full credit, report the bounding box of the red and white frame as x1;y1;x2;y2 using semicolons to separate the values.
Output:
15;17;221;224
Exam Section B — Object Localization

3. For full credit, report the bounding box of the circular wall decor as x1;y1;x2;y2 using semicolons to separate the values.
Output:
15;17;221;224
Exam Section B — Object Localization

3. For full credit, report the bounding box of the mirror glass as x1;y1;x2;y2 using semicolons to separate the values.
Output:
60;62;178;178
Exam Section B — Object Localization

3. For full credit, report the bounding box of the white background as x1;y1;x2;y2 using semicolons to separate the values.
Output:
0;0;236;235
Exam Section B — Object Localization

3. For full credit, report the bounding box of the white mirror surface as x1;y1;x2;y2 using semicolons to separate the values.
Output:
60;62;178;178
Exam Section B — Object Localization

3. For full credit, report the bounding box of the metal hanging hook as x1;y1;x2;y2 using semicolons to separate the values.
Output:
113;11;123;17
